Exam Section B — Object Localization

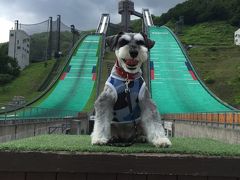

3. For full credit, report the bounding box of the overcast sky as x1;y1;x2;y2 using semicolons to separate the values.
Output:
0;0;186;43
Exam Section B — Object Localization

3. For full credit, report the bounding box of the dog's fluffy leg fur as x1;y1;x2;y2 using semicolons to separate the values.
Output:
139;88;172;147
91;86;115;145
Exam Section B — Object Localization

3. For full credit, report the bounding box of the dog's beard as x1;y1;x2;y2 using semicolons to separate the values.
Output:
115;46;148;74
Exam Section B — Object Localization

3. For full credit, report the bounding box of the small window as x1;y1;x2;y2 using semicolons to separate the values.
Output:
10;33;14;37
17;46;21;49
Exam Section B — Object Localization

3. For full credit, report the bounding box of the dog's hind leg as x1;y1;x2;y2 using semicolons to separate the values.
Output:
139;88;172;147
91;86;115;145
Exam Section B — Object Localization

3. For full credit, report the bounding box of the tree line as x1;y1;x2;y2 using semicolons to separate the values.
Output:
0;43;20;85
154;0;240;26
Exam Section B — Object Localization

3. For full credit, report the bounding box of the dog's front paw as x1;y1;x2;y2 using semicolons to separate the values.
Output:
152;137;172;148
91;136;109;145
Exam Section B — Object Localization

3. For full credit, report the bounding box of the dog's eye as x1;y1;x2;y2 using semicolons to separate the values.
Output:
119;39;129;47
136;40;145;46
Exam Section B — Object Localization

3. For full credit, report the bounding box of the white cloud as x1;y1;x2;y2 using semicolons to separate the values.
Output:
0;18;14;43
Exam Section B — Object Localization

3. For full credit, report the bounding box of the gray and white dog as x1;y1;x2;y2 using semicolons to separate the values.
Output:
91;32;171;147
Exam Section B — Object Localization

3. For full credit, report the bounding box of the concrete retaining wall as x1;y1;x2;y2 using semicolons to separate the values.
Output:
0;152;239;180
0;120;67;143
174;121;240;144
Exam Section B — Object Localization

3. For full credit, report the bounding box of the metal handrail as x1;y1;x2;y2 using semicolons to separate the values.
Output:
95;34;105;97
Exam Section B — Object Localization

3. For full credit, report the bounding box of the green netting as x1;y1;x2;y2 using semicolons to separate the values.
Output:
149;26;232;113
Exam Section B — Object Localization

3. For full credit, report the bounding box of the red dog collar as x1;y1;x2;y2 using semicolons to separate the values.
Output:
115;61;139;80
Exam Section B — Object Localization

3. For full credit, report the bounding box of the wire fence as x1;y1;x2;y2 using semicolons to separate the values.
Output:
17;16;81;62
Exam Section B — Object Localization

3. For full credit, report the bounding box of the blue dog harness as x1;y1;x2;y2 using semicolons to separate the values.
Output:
106;74;146;123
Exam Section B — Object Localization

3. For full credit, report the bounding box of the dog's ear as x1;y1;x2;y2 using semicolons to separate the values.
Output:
140;32;155;49
106;32;124;51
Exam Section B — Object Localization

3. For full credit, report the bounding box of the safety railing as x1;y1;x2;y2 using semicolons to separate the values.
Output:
162;111;240;129
96;14;110;34
142;9;153;27
0;106;79;122
48;123;71;134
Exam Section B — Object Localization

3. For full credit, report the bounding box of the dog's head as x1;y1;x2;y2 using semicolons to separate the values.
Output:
106;32;155;74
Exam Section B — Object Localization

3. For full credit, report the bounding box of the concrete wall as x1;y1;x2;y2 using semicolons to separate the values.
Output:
70;119;89;135
174;121;240;144
235;29;240;45
8;30;30;70
0;121;67;143
1;151;240;180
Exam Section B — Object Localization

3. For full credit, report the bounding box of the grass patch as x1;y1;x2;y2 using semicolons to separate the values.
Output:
0;135;240;157
180;21;237;46
0;60;56;105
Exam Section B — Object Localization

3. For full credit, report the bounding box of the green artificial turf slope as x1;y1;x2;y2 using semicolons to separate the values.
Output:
0;135;240;157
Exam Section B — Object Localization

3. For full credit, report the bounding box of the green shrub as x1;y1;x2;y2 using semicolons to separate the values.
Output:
204;76;215;84
0;55;20;85
0;74;14;85
0;56;20;75
211;57;217;61
209;47;217;52
236;75;240;82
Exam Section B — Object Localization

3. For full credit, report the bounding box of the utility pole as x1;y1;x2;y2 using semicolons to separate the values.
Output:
47;17;53;60
55;15;61;59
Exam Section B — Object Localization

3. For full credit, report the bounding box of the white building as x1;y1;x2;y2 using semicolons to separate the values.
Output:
234;29;240;46
8;30;30;70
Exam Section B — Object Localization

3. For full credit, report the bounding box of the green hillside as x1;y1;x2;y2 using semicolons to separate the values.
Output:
0;60;55;105
155;0;240;26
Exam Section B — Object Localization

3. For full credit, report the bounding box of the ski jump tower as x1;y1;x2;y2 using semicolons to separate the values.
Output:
118;0;153;32
96;0;153;34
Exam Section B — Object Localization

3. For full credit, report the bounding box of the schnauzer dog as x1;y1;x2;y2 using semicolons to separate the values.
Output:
91;32;171;147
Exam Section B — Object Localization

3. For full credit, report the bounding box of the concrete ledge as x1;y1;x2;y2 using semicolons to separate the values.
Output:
0;120;68;143
175;121;240;144
0;151;239;180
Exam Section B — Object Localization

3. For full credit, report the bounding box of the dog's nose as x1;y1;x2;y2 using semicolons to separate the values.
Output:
129;49;138;58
